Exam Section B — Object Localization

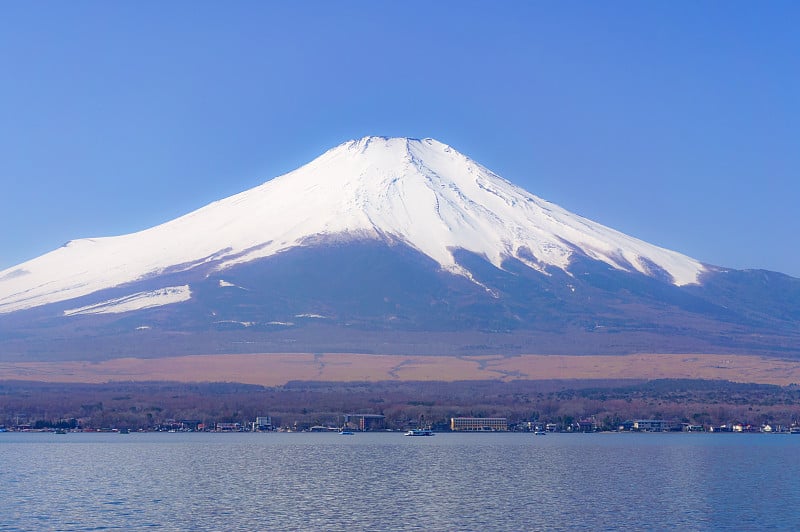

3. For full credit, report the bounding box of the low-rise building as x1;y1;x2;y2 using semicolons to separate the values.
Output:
344;414;385;431
215;422;242;432
633;419;670;432
683;424;705;432
255;416;272;431
450;417;508;431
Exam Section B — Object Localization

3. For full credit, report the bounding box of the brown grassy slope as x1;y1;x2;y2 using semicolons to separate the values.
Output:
2;353;800;386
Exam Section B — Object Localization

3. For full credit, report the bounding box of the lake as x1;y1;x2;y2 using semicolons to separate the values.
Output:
1;432;798;531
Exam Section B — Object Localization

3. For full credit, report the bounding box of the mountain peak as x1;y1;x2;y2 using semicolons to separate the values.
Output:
0;137;706;313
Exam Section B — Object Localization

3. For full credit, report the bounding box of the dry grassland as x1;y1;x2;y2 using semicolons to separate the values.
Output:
2;353;800;386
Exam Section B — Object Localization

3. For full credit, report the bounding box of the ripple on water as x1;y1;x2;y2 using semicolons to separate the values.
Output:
1;432;798;531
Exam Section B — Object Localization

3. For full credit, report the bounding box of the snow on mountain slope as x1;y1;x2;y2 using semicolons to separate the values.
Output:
0;137;706;314
63;286;191;316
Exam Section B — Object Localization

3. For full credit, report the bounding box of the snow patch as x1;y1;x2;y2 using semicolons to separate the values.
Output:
214;320;255;327
218;279;247;289
63;286;191;316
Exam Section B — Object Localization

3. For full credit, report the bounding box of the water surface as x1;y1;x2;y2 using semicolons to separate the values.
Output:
1;432;798;531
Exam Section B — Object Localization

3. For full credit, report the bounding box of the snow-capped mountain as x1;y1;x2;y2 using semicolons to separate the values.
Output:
0;137;797;360
0;137;704;314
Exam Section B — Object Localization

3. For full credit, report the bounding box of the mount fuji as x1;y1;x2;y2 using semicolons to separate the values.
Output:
1;137;798;361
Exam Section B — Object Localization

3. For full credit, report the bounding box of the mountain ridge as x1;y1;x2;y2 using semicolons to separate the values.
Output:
0;136;797;361
0;136;705;314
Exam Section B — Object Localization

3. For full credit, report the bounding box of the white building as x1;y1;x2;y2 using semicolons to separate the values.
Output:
254;416;272;431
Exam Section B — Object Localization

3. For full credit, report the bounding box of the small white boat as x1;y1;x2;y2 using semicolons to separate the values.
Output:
404;429;434;436
338;430;354;435
533;430;546;435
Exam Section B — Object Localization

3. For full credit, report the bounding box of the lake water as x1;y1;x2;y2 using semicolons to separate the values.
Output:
1;432;798;531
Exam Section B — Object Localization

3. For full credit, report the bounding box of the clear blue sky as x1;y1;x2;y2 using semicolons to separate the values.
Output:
1;2;798;277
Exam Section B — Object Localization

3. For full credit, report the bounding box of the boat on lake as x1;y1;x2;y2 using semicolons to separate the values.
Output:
404;429;434;436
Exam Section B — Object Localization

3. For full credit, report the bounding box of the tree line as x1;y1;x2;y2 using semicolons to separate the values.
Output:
2;378;800;431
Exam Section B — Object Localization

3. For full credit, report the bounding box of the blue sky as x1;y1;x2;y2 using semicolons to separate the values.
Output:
1;2;798;277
